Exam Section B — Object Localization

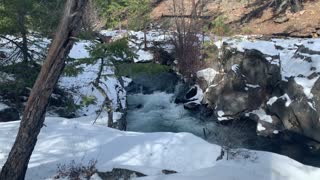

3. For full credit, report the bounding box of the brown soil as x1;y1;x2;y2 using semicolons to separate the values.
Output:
151;0;320;37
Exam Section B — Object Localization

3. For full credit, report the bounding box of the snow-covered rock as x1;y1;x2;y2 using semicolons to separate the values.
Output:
196;68;218;86
201;36;320;142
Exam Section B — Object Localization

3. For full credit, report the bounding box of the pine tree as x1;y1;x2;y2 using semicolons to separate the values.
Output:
0;0;88;179
0;0;64;63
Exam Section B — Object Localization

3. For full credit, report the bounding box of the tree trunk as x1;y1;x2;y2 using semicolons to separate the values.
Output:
17;1;28;63
93;58;114;127
0;1;88;179
144;26;147;49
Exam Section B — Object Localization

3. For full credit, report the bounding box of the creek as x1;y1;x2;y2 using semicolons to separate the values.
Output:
125;72;320;167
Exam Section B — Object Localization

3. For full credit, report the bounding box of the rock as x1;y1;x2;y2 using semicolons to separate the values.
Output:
290;97;320;141
184;101;200;110
185;86;197;99
199;40;320;143
97;168;146;180
203;49;279;118
268;92;320;142
297;45;320;55
0;104;19;122
162;169;177;175
174;83;193;104
241;50;280;88
196;68;218;89
308;72;318;79
274;16;289;24
311;78;320;113
152;48;175;65
0;51;6;59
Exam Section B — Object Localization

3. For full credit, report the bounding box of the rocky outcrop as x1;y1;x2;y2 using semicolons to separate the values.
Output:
199;38;320;143
203;49;280;120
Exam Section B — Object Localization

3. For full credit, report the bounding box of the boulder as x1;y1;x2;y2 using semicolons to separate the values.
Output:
203;49;280;119
0;104;19;122
267;89;320;142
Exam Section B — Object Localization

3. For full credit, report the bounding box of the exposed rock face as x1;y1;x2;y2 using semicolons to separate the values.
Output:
204;49;280;120
199;39;320;143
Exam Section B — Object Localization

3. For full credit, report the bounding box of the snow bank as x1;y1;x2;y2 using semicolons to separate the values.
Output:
1;117;320;180
0;103;9;111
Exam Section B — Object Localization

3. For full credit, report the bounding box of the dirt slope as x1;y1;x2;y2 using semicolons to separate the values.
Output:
151;0;320;37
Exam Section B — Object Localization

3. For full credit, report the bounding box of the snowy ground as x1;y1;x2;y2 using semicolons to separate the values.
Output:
0;117;320;180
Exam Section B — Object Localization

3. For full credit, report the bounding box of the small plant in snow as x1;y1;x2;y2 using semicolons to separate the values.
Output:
228;149;258;162
81;95;97;107
55;160;97;180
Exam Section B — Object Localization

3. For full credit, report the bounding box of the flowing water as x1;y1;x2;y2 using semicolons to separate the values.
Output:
126;92;216;137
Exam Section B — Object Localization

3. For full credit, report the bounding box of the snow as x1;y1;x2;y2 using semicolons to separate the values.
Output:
308;102;316;111
100;30;127;39
294;76;319;98
58;41;127;122
257;123;266;131
0;72;15;83
249;108;273;123
246;84;260;88
196;68;218;85
0;103;9;111
217;110;232;121
231;64;240;73
217;111;225;117
227;37;279;56
134;50;154;63
280;94;292;107
1;116;320;180
214;40;224;49
0;34;50;64
68;41;92;59
267;96;278;106
266;94;291;107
